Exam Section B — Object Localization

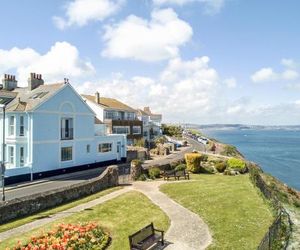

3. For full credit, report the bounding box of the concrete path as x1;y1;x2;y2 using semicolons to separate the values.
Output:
1;181;212;250
0;188;129;242
131;181;212;250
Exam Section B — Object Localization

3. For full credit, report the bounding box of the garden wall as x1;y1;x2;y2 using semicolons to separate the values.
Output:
0;165;119;224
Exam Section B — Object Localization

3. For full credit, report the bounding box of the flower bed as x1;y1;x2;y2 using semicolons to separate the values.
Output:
9;222;109;250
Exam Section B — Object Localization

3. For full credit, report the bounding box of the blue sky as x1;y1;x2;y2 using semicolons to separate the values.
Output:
1;0;300;125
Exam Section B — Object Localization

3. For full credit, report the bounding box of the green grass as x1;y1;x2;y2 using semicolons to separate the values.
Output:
160;174;274;250
0;191;170;250
0;186;122;234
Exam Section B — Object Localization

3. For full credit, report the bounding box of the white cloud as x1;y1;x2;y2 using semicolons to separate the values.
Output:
223;77;237;88
152;0;225;15
0;42;95;86
102;8;193;62
282;69;299;80
281;58;298;69
251;67;278;83
53;0;124;29
78;56;219;122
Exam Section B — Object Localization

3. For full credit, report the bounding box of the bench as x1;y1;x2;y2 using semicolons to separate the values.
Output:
175;170;190;180
162;170;176;180
129;222;164;250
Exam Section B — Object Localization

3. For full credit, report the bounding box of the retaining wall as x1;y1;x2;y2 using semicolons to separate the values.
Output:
0;165;119;224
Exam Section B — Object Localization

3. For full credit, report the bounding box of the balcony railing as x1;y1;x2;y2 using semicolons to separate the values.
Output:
61;128;73;140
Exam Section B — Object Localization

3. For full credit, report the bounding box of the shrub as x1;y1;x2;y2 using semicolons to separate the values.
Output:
221;145;240;157
11;223;109;250
149;167;161;179
175;164;186;171
133;138;145;147
227;158;246;171
138;174;148;181
185;153;205;173
215;162;227;173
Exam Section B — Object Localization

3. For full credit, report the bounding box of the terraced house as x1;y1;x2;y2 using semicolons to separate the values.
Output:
0;73;126;184
82;93;143;145
137;107;162;147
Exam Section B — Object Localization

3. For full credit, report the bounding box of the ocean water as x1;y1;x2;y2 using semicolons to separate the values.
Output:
202;129;300;191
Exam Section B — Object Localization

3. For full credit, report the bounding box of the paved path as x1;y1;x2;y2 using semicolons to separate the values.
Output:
131;181;212;250
0;181;212;250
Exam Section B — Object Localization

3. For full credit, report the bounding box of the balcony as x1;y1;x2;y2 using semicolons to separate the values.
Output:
61;128;73;140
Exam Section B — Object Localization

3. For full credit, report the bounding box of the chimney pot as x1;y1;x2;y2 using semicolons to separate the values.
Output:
28;72;44;91
95;92;100;104
2;74;17;90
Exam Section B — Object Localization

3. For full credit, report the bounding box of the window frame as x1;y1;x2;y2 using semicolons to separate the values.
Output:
8;146;14;166
98;143;112;153
20;146;24;166
8;116;15;136
132;126;142;135
20;116;24;136
61;146;73;162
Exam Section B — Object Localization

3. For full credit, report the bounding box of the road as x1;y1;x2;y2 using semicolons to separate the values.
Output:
2;138;206;201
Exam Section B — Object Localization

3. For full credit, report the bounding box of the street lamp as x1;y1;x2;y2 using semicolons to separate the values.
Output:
0;103;6;201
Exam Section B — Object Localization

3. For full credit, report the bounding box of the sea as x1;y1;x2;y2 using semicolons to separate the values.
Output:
201;129;300;191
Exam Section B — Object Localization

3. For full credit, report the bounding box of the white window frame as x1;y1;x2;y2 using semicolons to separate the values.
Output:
8;116;15;136
61;117;74;140
132;126;142;135
112;126;130;134
61;146;73;162
20;116;24;136
98;143;112;153
20;146;25;166
8;146;14;166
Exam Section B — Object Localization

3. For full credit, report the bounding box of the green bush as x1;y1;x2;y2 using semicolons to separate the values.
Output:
133;138;145;147
215;162;227;173
175;164;186;171
131;159;143;165
138;174;148;181
149;167;161;179
185;153;205;173
227;158;246;171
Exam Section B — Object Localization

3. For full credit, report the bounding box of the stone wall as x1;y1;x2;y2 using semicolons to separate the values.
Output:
0;165;119;224
127;147;149;162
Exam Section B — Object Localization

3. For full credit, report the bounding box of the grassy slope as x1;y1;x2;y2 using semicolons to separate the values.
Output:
0;187;122;233
160;174;274;250
1;191;170;250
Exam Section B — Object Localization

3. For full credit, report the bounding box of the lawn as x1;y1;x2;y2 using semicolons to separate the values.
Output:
160;174;274;250
0;191;170;250
0;186;122;234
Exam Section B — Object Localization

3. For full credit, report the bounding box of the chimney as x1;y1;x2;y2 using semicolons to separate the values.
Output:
144;107;151;113
2;74;18;91
95;91;100;104
28;73;44;91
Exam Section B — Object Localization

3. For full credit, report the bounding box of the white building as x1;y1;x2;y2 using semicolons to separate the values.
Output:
82;93;143;145
0;73;126;184
137;107;162;146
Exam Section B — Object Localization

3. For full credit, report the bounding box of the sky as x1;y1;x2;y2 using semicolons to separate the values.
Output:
0;0;300;125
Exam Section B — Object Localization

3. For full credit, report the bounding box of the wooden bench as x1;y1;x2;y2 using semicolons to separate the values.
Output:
129;222;164;250
175;170;190;180
162;170;176;180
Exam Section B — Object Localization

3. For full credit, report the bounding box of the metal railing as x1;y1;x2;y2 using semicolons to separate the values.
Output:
248;164;292;250
61;128;74;140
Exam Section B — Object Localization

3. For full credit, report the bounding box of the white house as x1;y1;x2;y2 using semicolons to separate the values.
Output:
82;93;143;145
0;73;126;184
137;107;162;146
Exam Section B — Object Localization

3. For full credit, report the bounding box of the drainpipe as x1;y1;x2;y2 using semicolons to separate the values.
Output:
1;104;6;201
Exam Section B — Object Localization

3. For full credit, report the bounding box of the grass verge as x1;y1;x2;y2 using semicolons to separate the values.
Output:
1;191;170;250
160;174;274;250
0;186;122;234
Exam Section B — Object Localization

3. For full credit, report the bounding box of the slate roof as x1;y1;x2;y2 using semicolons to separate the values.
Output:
82;94;136;112
0;83;65;112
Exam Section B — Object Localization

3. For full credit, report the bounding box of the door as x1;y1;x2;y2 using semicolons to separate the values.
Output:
117;142;121;161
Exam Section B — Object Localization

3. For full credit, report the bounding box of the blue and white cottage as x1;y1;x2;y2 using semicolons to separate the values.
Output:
0;73;126;184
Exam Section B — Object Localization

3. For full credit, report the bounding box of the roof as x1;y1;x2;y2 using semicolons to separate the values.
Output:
0;83;65;112
82;94;136;112
137;108;162;118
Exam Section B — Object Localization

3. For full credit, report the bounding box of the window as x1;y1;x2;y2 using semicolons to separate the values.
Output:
61;118;73;140
9;116;15;136
20;147;24;166
30;92;49;99
8;146;14;165
61;147;72;161
112;126;130;134
86;144;90;153
20;116;24;136
98;143;112;153
127;112;135;120
132;126;142;135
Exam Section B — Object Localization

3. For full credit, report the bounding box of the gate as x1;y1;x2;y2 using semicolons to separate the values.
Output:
118;164;131;185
